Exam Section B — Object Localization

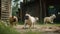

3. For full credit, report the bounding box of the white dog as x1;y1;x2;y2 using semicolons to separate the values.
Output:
44;14;56;24
24;13;39;29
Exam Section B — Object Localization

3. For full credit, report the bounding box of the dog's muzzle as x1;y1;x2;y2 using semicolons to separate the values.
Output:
25;16;29;20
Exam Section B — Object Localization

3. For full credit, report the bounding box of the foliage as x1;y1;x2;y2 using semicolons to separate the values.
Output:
13;0;19;2
12;0;19;16
12;4;18;16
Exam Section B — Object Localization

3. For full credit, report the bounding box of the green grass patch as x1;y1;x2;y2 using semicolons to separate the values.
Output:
0;22;20;34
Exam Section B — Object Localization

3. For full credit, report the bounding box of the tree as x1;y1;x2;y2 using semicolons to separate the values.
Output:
12;0;19;16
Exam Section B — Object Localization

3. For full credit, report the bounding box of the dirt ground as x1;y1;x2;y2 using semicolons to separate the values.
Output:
13;24;60;33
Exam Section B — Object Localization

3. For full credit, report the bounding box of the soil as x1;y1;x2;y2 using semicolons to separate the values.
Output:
13;25;60;33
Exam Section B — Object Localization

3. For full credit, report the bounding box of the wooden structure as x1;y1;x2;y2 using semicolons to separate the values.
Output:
0;0;11;21
20;0;60;22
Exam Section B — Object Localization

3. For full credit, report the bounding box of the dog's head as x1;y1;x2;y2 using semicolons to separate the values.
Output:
25;14;31;17
35;17;39;21
52;14;56;18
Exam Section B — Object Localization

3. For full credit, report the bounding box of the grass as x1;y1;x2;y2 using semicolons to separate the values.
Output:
0;21;60;34
0;22;20;34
